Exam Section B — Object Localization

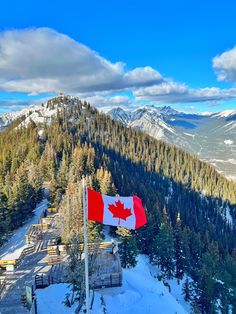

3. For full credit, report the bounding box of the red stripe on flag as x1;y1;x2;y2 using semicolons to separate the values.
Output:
87;188;104;224
133;196;146;229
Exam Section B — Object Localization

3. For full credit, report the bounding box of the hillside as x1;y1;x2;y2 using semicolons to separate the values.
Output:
1;99;236;181
36;256;190;314
0;96;236;312
107;105;236;181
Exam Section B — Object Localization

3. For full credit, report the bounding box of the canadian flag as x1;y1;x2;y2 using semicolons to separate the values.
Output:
87;189;147;229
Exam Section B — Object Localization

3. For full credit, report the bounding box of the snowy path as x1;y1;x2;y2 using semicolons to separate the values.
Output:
0;198;48;260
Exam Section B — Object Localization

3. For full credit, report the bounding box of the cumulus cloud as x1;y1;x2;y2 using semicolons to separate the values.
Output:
0;99;30;113
134;81;236;104
213;46;236;81
0;28;162;95
82;95;133;112
1;27;236;109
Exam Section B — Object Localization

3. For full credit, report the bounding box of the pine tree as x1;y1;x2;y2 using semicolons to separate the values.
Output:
57;151;69;192
116;227;138;268
59;181;83;243
174;212;185;280
152;221;175;279
0;191;9;244
65;234;85;310
182;278;191;302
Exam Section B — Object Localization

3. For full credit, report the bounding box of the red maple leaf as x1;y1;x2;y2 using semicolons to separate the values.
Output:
108;200;132;225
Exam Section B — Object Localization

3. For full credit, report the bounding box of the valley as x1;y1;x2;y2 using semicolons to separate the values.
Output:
108;106;236;180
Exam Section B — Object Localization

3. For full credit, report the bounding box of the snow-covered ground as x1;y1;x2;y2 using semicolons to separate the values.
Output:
36;255;190;314
224;139;234;145
0;198;48;260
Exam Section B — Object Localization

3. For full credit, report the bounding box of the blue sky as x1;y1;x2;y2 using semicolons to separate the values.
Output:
1;0;236;113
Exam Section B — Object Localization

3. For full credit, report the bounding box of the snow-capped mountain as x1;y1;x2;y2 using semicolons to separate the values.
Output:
0;94;78;130
0;96;236;181
108;106;236;181
212;109;236;119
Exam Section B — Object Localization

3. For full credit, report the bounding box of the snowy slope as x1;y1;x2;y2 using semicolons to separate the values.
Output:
213;109;236;118
36;255;189;314
0;94;77;130
0;198;48;260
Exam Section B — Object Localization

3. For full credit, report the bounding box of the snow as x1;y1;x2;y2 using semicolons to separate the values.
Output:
227;175;236;182
183;132;195;138
224;139;234;145
38;129;44;137
0;95;80;130
36;255;189;314
209;158;236;165
223;120;236;132
214;109;236;118
225;206;233;226
36;284;77;314
0;198;48;260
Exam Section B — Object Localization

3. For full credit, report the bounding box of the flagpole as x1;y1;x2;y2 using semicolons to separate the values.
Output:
82;176;90;314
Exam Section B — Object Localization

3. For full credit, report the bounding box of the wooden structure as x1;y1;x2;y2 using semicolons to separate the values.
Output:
91;252;122;289
47;255;63;265
0;276;6;298
35;263;67;289
0;244;35;271
39;217;54;225
46;241;114;260
0;259;18;267
47;207;58;214
36;241;122;291
25;224;43;244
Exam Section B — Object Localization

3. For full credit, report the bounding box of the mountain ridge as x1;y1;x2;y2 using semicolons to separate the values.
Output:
107;105;236;181
1;96;236;180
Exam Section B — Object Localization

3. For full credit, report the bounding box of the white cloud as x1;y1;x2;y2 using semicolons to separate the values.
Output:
124;67;162;87
82;95;133;112
1;27;236;109
0;99;28;113
213;46;236;81
134;81;236;104
0;28;162;95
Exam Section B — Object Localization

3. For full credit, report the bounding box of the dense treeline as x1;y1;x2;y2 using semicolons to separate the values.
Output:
0;121;43;243
0;96;236;312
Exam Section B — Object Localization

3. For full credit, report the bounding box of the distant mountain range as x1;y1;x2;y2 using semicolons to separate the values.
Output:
107;106;236;181
0;96;236;181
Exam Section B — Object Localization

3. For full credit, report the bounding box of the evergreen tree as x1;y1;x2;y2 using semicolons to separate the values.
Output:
1;96;236;309
174;212;185;280
182;278;192;302
152;221;175;279
116;227;138;268
65;234;85;310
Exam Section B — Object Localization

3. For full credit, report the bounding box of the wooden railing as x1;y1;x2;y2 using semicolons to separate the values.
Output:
0;244;36;269
0;259;18;267
20;244;36;260
47;255;63;265
47;241;114;257
25;225;43;244
0;276;6;298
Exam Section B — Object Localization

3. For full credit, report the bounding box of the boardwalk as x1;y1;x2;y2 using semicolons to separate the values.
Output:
0;192;60;314
0;251;49;314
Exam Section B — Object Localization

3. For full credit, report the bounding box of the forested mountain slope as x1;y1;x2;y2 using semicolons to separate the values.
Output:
0;96;236;313
108;106;236;181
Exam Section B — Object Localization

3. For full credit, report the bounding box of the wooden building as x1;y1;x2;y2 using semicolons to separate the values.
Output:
91;251;122;289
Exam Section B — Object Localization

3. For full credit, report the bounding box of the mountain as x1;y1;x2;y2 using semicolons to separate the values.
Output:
1;97;236;180
108;106;236;181
1;95;236;312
